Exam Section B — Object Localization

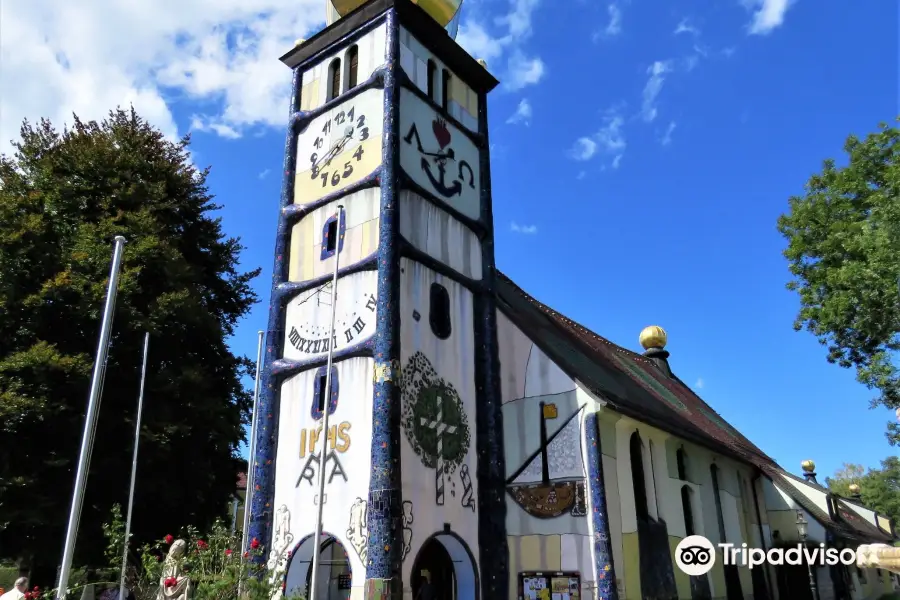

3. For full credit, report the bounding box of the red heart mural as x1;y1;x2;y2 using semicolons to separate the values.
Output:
432;119;451;149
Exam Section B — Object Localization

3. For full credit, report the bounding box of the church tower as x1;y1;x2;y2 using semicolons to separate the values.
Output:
248;0;508;598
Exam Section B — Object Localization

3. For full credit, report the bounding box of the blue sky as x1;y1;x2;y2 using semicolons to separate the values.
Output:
3;0;897;480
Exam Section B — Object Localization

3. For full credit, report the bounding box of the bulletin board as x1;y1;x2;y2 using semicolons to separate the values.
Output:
518;571;581;600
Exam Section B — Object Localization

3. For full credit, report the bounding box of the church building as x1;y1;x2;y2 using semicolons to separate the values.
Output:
245;0;896;598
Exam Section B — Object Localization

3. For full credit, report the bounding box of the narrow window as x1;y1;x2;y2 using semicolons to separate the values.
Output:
710;464;728;541
630;431;649;521
676;447;688;481
311;366;339;420
320;212;345;260
346;45;359;90
328;58;341;101
429;282;451;339
427;59;437;100
648;439;661;519
681;485;695;536
441;69;451;111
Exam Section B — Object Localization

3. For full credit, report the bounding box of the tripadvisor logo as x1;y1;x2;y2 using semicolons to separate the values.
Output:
675;535;858;576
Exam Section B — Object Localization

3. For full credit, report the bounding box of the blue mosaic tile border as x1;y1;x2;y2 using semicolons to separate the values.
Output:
247;65;303;561
584;412;619;600
364;6;403;586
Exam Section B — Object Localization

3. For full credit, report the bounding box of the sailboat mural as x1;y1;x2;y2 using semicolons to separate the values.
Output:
506;402;588;519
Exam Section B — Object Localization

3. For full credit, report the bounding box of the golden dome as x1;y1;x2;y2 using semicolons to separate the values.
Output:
294;38;306;47
801;459;816;473
639;325;667;350
849;483;861;494
328;0;463;28
477;58;488;69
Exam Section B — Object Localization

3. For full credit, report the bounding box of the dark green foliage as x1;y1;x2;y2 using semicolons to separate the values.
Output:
0;108;259;582
777;119;900;443
826;457;900;528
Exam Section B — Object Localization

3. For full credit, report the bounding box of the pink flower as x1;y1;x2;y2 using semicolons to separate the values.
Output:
164;577;177;589
225;549;233;557
164;534;174;545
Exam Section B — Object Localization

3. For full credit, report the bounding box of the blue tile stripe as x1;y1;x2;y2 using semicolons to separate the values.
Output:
364;6;403;592
248;65;303;561
584;413;619;600
473;89;508;600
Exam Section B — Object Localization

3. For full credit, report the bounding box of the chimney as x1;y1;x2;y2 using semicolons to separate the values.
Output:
801;460;818;485
849;483;862;501
639;325;672;377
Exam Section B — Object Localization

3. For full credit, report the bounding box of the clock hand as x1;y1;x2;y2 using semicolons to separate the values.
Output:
313;127;355;170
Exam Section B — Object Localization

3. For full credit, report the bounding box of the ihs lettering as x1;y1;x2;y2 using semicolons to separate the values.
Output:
299;421;351;459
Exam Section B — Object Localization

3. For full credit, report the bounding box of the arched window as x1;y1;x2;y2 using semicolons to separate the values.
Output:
320;211;346;260
630;431;649;521
676;447;688;481
681;485;696;536
441;68;451;111
648;439;661;519
328;58;341;101
345;45;359;91
710;464;727;540
427;59;437;100
311;365;339;420
429;282;451;339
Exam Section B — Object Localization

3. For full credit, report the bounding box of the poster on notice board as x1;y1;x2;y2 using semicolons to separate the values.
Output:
518;571;581;600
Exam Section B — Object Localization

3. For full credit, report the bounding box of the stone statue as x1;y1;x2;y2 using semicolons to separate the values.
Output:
156;539;191;600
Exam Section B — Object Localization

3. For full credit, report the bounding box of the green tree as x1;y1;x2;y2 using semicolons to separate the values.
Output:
777;120;900;443
0;109;259;584
826;457;900;526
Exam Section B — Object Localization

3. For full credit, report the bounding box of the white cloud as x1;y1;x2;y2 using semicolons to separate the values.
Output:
0;0;324;154
695;377;705;389
674;18;700;36
510;222;538;234
641;61;671;122
455;0;546;91
258;168;271;179
569;137;598;161
506;98;532;125
661;121;676;146
745;0;794;35
505;52;546;91
569;107;625;169
592;3;623;41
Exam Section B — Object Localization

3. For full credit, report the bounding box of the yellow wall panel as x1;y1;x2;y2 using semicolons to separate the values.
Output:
709;558;726;599
466;88;478;119
738;564;753;596
622;532;641;600
507;535;564;600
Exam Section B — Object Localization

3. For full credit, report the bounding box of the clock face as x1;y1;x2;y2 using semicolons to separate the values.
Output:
283;270;378;361
294;88;384;206
398;88;480;220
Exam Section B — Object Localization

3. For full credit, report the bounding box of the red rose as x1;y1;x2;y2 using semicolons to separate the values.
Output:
156;555;162;562
24;593;32;600
165;577;177;588
164;534;174;544
243;551;250;559
33;587;39;592
250;538;260;549
197;540;208;550
225;549;233;557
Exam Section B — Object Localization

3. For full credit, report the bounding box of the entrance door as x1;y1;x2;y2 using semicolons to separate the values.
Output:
411;538;457;600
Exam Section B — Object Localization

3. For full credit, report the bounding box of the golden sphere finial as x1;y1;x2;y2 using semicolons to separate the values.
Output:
849;483;861;494
294;38;306;47
801;459;816;473
477;58;488;69
639;325;667;350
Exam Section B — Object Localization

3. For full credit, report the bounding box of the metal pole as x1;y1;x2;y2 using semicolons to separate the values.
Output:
56;235;127;600
309;206;344;600
242;330;265;553
118;332;149;600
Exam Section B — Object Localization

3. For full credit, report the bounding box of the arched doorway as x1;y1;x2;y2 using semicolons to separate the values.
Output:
410;533;478;600
284;534;352;600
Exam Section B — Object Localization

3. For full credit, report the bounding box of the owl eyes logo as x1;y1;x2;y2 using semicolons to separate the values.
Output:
675;536;716;576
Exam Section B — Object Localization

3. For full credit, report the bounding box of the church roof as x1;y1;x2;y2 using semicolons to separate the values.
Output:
495;272;778;469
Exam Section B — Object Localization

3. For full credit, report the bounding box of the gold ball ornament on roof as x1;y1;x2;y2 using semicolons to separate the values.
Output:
477;59;488;69
294;38;306;47
849;483;861;494
801;459;816;473
327;0;463;28
639;325;667;350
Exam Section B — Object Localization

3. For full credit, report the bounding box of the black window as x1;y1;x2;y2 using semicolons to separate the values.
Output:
311;366;339;420
320;212;344;260
429;282;451;339
346;45;359;90
427;60;437;100
441;69;451;111
710;464;728;542
681;485;695;536
328;58;341;100
630;431;649;521
677;447;688;481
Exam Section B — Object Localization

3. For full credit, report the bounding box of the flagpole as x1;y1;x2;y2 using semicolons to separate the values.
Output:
119;332;149;600
57;235;127;600
309;205;344;600
242;329;265;553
